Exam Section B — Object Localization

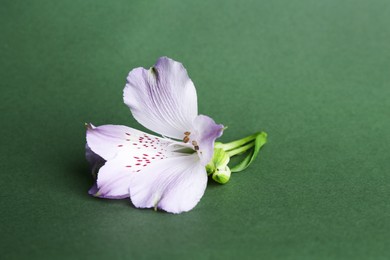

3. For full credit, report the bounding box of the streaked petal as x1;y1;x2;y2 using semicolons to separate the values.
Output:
87;124;192;199
129;154;207;214
192;115;224;165
94;151;176;199
86;124;174;161
124;57;198;139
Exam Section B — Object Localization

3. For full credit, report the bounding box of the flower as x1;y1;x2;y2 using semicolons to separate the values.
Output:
86;57;224;213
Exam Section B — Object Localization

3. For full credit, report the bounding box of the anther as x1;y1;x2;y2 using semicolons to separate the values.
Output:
183;136;190;143
192;140;199;151
184;131;191;136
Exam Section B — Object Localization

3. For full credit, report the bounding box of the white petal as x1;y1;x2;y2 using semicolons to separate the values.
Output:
93;147;177;199
94;153;132;198
129;154;207;214
124;57;198;139
87;124;188;198
86;124;174;161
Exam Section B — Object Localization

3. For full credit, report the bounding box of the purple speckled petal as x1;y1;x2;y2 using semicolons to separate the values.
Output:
191;115;224;165
86;124;189;199
87;124;157;161
124;57;198;139
86;124;179;161
129;154;207;214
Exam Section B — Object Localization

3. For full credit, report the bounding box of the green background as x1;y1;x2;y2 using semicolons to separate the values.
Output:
1;0;389;259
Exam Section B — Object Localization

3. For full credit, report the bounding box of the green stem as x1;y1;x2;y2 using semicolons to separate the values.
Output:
230;131;267;173
226;141;255;157
216;132;261;151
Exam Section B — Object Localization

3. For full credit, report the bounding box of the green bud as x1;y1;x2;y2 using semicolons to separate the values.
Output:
212;165;231;184
206;148;231;183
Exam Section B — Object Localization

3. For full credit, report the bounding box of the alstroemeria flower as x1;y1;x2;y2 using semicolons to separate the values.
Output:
86;57;224;213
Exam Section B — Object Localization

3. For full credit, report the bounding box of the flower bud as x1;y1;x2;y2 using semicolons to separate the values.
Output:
212;165;231;184
206;148;231;183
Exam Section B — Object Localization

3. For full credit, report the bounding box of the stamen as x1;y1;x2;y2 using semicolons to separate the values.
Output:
192;140;199;151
